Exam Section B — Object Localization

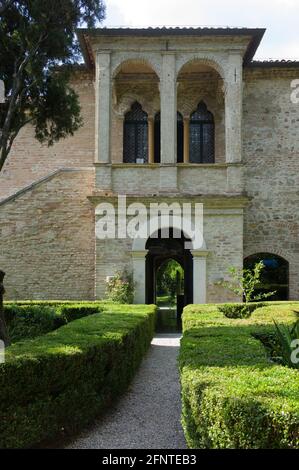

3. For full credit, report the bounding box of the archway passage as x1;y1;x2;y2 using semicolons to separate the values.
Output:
244;253;289;301
145;229;193;331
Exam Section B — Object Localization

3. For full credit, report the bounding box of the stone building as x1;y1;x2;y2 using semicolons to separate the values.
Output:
0;27;298;303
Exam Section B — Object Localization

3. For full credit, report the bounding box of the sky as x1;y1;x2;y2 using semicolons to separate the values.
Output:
103;0;299;60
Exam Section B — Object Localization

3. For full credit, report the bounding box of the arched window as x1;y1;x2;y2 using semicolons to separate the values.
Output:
123;102;148;163
190;101;215;163
244;253;289;300
153;111;184;163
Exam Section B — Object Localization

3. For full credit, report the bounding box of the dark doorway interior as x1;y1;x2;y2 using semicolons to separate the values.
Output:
145;229;193;332
244;253;289;300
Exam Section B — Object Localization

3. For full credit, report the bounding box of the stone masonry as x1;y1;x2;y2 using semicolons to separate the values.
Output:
0;27;298;301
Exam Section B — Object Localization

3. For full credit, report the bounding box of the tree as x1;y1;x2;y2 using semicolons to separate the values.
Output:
0;0;106;171
218;261;276;303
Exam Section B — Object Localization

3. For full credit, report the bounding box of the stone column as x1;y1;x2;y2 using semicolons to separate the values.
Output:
225;53;243;164
160;53;177;190
132;251;148;304
191;250;209;304
95;52;112;190
160;53;177;164
95;52;111;163
183;117;190;163
148;117;155;164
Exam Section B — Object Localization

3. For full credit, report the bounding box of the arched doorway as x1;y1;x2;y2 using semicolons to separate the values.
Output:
145;228;193;313
244;253;289;300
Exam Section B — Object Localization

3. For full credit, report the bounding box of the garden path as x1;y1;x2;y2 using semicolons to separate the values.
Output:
67;333;186;449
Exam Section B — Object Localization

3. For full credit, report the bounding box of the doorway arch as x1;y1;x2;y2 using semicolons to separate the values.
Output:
131;219;208;305
145;228;193;306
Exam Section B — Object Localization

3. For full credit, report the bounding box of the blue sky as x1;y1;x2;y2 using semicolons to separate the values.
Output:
103;0;299;60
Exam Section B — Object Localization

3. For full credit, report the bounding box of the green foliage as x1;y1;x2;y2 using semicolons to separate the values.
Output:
0;0;106;169
0;304;156;448
4;302;103;342
105;270;135;304
217;261;276;304
156;259;184;302
218;302;264;319
273;319;299;369
4;305;63;342
179;303;299;449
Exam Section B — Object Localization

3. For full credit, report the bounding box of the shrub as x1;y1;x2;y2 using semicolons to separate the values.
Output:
179;303;299;449
218;302;264;319
4;305;65;342
4;303;104;343
216;261;276;303
273;319;299;369
0;304;156;448
57;303;103;323
105;270;135;304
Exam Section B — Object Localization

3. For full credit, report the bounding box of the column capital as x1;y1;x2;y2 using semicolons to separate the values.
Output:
131;250;148;259
191;250;210;258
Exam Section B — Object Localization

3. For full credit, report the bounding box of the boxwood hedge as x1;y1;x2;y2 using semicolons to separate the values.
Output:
0;304;156;448
4;302;105;342
179;303;299;449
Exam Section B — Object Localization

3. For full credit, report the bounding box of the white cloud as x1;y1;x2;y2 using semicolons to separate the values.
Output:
104;0;299;59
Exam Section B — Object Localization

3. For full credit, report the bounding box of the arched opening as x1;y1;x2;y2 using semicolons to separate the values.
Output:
156;259;184;331
112;60;159;164
156;258;184;306
153;111;185;163
190;101;215;163
123;102;148;163
145;228;193;331
177;60;224;163
244;253;289;301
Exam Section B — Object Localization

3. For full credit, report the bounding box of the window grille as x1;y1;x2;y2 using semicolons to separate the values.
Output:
189;101;215;163
123;102;148;163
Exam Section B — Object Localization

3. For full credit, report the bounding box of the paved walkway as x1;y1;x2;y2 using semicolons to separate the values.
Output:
67;334;186;449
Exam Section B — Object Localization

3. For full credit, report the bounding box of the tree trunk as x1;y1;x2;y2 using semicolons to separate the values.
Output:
0;270;10;347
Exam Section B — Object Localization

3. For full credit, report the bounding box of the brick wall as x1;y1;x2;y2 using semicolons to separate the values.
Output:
0;169;95;300
243;69;299;299
0;70;95;201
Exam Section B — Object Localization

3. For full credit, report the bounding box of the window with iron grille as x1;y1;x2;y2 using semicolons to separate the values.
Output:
123;102;148;163
154;111;184;163
190;101;215;163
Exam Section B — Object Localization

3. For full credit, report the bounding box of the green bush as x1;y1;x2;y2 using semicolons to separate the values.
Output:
57;303;103;323
4;305;65;342
218;302;264;319
179;303;299;449
3;302;104;343
0;304;156;448
105;270;135;304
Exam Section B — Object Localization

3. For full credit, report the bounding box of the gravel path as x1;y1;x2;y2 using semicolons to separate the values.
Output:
67;334;186;449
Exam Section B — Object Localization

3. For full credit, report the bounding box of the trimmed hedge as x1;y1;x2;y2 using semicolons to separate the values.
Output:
179;303;299;449
218;302;264;318
4;303;104;342
0;304;156;448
